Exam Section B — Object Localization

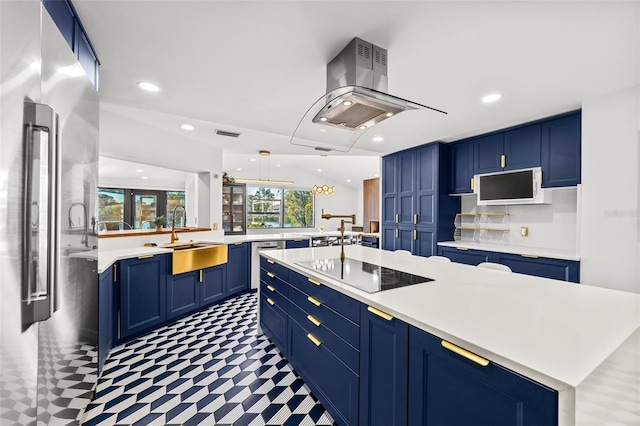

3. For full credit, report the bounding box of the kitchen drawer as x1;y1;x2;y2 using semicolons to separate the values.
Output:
361;236;379;248
285;239;310;249
260;280;288;308
260;293;287;354
260;256;289;282
260;268;289;297
288;284;360;349
287;316;359;426
288;269;360;324
288;298;359;373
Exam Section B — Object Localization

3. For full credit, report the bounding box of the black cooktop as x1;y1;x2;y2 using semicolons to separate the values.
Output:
295;258;434;293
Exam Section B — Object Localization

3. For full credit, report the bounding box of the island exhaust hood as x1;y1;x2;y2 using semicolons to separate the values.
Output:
290;37;446;153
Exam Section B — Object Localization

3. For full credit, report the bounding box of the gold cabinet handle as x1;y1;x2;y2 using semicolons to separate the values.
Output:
266;285;275;292
441;340;489;367
307;333;321;346
501;154;506;168
395;228;398;238
308;277;321;286
367;305;393;321
307;296;321;307
413;229;417;240
138;254;154;259
267;272;275;278
414;214;418;224
267;259;275;264
471;177;475;191
307;314;321;327
199;270;203;283
113;264;117;282
456;247;469;251
521;254;539;259
395;213;399;223
266;298;275;306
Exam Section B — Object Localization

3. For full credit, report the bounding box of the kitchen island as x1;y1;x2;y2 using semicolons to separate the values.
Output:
258;245;639;426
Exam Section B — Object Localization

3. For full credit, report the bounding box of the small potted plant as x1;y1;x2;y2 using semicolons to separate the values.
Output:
318;224;325;233
153;215;166;231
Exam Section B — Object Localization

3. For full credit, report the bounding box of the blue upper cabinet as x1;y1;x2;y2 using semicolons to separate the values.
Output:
448;139;474;194
473;133;504;174
382;155;398;229
416;145;437;227
503;124;541;171
397;150;417;226
541;113;581;188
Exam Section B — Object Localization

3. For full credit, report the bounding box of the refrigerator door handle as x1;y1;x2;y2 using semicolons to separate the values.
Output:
22;101;60;329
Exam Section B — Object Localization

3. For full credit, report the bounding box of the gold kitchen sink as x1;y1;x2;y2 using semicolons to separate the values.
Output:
170;243;228;274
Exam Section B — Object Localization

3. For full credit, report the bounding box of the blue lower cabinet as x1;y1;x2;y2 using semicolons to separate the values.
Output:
287;317;359;426
438;246;493;265
361;235;379;248
382;226;397;251
415;227;436;257
119;254;167;340
493;253;579;283
98;265;115;374
285;239;310;249
227;242;250;296
166;270;200;320
408;326;558;426
360;305;408;426
201;264;226;306
260;292;288;355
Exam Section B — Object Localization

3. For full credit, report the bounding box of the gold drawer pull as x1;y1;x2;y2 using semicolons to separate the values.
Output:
367;305;393;321
267;272;275;278
138;254;154;259
395;213;399;223
234;242;243;245
308;277;321;286
441;340;489;367
267;285;275;292
267;259;275;264
307;333;321;346
199;270;203;283
501;154;506;168
307;314;321;327
521;254;539;259
266;298;275;306
307;296;321;307
456;247;469;251
471;178;475;191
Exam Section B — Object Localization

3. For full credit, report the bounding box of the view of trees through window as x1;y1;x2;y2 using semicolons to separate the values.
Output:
98;188;185;230
247;187;313;228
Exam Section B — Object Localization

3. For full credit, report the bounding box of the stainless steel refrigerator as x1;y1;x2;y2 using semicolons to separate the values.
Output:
1;1;100;424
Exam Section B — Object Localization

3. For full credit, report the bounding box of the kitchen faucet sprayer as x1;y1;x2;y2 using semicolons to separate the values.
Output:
321;209;356;261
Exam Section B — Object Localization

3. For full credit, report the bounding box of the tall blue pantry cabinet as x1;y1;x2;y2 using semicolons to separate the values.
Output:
381;143;458;255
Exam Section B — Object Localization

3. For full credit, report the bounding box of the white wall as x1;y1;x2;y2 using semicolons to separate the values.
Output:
580;86;640;294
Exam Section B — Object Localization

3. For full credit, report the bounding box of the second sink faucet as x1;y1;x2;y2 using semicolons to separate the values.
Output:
170;205;186;244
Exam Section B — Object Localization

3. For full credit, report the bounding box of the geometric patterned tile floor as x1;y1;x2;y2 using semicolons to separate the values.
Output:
80;292;335;425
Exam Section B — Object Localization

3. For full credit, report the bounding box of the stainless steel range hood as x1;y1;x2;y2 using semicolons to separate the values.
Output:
290;37;446;153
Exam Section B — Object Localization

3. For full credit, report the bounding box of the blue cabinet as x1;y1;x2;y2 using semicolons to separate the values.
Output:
503;124;541;171
227;242;250;296
285;239;310;249
361;235;379;248
382;143;458;256
437;246;493;266
360;305;408;426
166;270;200;320
541;113;581;188
474;133;504;174
493;253;580;283
408;326;558;426
119;254;167;340
438;246;580;283
200;264;226;306
448;139;474;194
98;265;115;374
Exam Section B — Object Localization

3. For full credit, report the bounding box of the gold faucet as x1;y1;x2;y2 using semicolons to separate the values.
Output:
321;209;356;261
170;205;186;244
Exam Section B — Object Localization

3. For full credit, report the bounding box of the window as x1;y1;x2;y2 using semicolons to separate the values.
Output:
97;188;185;230
247;187;314;229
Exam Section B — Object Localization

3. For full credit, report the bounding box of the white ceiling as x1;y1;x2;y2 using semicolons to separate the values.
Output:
77;1;639;187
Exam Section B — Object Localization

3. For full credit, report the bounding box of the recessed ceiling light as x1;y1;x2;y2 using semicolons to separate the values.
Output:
250;158;257;162
320;129;327;133
346;179;351;183
317;169;322;172
181;124;194;131
343;101;353;106
372;136;384;142
385;112;394;117
320;117;328;122
137;81;160;92
136;169;144;173
374;174;379;178
236;168;242;171
141;176;148;179
276;164;281;167
482;93;501;103
358;125;367;130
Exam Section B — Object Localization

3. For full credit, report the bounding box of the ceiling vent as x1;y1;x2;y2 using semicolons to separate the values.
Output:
215;129;241;138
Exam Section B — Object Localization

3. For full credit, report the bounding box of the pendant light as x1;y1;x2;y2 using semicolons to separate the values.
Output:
234;150;294;185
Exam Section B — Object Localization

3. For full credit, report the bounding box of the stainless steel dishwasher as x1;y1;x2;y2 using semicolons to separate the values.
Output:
251;240;286;289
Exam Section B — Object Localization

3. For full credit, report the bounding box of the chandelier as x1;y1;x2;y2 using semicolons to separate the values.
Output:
313;184;335;195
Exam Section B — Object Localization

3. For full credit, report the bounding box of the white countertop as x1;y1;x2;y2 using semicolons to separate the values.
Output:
260;245;638;391
97;246;173;273
438;241;581;261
